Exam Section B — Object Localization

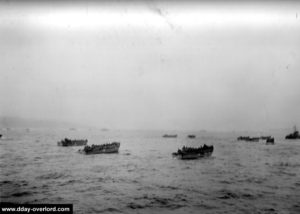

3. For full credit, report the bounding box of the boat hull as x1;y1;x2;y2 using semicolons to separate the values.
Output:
176;152;213;160
237;136;260;142
187;135;196;139
163;135;177;138
266;138;275;145
285;136;300;140
79;142;120;155
79;148;119;155
285;128;300;139
173;144;214;160
57;140;88;147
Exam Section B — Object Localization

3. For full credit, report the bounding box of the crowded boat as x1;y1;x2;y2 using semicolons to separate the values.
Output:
187;135;196;139
237;136;259;142
285;126;300;139
79;142;120;154
172;144;214;159
57;138;88;146
163;134;178;138
266;137;275;145
238;135;275;144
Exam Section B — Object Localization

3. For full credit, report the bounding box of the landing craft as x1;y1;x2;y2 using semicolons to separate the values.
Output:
57;138;88;146
285;126;300;139
187;135;196;139
79;142;120;154
163;134;177;138
172;144;214;160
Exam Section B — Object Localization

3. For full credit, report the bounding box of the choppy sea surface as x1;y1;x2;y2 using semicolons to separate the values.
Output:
0;128;299;214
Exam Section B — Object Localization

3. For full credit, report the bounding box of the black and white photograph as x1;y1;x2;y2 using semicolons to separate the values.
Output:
0;0;299;213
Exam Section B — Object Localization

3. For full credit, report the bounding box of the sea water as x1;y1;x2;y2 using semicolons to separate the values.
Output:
0;128;299;213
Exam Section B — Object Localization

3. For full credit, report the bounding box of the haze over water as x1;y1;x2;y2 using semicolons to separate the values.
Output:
1;0;300;131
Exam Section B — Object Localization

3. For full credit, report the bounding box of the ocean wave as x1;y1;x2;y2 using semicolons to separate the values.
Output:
274;162;300;168
219;180;234;184
195;202;218;210
11;191;32;197
33;157;42;161
36;172;70;180
261;208;277;213
217;189;259;200
0;180;28;188
0;137;15;141
98;208;122;213
127;194;187;210
58;179;83;186
0;180;13;186
156;185;180;190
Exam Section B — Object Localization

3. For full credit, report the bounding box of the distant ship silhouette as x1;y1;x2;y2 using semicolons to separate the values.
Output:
285;126;300;139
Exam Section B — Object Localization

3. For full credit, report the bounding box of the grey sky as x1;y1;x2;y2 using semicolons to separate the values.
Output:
0;1;300;131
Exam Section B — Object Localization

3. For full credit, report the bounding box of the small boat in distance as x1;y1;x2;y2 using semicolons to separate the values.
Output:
0;134;2;138
266;137;275;145
57;138;88;146
237;136;250;141
260;136;272;140
187;135;196;139
172;144;214;160
163;134;177;138
285;126;300;139
249;137;260;142
79;142;120;155
237;136;259;142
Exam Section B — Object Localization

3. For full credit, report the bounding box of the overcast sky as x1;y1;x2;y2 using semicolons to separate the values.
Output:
0;0;299;131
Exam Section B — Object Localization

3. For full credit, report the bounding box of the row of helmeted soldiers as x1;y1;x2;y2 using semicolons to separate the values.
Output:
83;142;120;152
177;144;214;154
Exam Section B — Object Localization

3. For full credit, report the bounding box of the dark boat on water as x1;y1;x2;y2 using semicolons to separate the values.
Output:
266;137;275;145
79;142;120;154
0;134;2;138
249;137;260;142
238;135;275;144
163;134;177;138
237;136;259;142
237;136;251;141
172;144;214;159
57;138;88;146
260;136;272;140
285;126;300;139
187;135;196;139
